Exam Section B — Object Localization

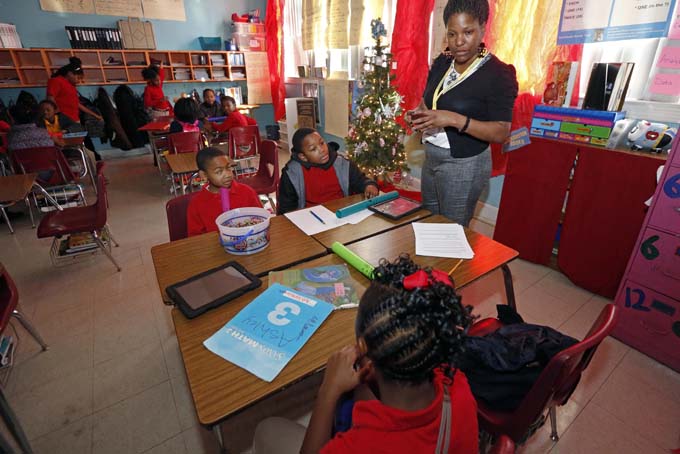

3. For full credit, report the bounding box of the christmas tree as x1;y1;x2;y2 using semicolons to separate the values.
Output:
346;18;407;179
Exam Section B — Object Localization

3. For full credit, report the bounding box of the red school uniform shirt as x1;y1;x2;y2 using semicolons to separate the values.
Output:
303;165;344;207
211;109;252;132
186;181;262;237
143;70;172;111
321;370;479;454
46;76;80;122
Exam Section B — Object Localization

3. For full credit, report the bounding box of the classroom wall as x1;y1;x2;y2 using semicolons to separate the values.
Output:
0;0;274;127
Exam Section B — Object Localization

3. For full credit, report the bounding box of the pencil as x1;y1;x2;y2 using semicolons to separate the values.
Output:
310;210;326;224
448;259;464;276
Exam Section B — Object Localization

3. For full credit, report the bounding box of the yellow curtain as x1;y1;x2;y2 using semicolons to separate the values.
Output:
488;0;563;94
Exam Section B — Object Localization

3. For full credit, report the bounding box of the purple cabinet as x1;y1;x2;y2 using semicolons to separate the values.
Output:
614;143;680;372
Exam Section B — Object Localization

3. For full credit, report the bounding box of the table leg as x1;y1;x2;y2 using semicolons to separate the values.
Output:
180;172;186;195
212;424;227;453
0;207;13;234
25;195;35;228
501;263;517;312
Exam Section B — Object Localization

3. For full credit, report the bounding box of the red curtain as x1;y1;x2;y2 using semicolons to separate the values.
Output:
390;0;435;113
266;0;286;121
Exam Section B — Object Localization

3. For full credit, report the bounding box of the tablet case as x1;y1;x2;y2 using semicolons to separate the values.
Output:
166;261;261;319
368;196;422;220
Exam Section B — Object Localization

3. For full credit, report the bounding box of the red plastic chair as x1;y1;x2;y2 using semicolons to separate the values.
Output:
469;304;619;449
239;139;279;211
489;435;515;454
168;131;203;154
165;191;200;241
37;162;121;271
0;262;47;351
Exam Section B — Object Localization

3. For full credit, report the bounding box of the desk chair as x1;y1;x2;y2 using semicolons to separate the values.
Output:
229;125;260;179
168;131;204;154
239;139;279;211
37;163;121;271
470;304;618;451
166;191;200;241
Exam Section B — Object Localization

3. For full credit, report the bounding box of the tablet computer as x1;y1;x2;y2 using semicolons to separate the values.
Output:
166;262;261;319
368;196;422;220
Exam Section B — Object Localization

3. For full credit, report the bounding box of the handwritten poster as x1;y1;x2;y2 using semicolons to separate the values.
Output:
203;284;334;382
94;0;143;17
39;0;95;15
649;73;680;96
349;0;365;46
657;46;680;69
328;0;349;49
244;52;272;105
670;10;680;39
558;0;676;44
431;0;448;59
142;0;186;21
324;78;350;137
302;0;315;50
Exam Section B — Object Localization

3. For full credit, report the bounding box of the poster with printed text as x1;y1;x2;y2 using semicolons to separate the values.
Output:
558;0;676;44
94;0;143;17
39;0;95;15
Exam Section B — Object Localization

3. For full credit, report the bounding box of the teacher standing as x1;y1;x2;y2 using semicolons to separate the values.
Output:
409;0;518;226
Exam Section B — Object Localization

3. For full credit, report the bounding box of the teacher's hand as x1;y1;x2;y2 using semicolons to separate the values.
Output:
411;109;465;131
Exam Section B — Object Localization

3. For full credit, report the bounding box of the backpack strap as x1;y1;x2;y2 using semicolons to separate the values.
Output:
435;387;452;454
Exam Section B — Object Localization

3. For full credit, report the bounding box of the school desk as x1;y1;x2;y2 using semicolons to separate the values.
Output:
167;221;519;452
346;215;520;310
0;173;37;234
311;194;432;249
138;117;172;171
151;215;327;303
165;152;198;195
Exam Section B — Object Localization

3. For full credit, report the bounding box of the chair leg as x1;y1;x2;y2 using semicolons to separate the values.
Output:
11;310;48;351
0;207;14;234
0;385;34;454
93;230;121;271
549;406;559;441
25;195;35;228
267;195;277;213
106;226;120;247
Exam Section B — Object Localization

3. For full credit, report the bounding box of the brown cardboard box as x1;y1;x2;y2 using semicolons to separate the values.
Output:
117;18;156;49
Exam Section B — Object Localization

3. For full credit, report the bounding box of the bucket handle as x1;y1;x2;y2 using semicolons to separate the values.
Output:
220;228;254;247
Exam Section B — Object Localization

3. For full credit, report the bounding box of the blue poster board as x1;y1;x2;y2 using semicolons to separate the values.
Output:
557;0;677;44
203;283;335;382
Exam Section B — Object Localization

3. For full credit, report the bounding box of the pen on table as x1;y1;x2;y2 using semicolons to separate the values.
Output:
448;259;464;276
310;210;326;224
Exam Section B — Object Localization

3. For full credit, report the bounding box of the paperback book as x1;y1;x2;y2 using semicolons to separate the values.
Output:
268;264;359;309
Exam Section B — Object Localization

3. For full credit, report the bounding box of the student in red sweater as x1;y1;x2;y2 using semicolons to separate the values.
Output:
253;256;478;454
207;96;256;133
142;64;172;113
186;147;262;237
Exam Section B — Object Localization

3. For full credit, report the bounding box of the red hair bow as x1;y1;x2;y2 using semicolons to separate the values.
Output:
402;269;453;290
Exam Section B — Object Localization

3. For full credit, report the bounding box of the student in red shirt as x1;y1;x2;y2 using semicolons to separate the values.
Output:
186;147;262;236
142;64;172;112
207;96;255;133
277;127;378;214
252;256;478;454
46;57;103;124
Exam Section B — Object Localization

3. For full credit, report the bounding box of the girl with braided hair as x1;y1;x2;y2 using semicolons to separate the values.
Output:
253;256;478;454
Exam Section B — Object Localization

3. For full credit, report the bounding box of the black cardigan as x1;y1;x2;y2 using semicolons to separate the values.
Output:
422;54;518;158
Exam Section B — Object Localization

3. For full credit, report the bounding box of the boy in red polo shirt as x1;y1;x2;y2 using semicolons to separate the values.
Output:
277;128;378;214
186;147;262;237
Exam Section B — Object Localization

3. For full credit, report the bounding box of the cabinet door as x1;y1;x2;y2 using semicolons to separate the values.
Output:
614;280;680;372
649;165;680;235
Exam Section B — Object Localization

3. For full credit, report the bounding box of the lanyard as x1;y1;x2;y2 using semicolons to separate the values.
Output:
432;56;485;110
220;187;231;212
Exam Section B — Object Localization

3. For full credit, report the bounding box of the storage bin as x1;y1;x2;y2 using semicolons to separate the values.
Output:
198;37;222;51
232;22;265;34
232;33;266;51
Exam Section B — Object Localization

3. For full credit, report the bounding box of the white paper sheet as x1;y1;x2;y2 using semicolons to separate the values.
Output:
412;223;474;259
285;206;348;235
341;208;374;225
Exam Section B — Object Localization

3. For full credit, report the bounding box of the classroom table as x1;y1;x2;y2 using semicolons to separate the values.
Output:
165;152;198;195
151;215;327;303
0;173;37;233
164;217;519;452
171;253;365;451
138;117;172;172
310;194;432;249
347;214;520;310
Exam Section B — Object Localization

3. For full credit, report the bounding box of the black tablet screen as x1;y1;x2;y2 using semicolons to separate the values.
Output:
174;266;253;310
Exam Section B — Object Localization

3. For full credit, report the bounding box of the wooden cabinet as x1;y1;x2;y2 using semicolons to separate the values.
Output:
0;48;251;88
613;140;680;372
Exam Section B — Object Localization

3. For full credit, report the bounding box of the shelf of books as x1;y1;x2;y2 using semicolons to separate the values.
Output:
0;48;256;88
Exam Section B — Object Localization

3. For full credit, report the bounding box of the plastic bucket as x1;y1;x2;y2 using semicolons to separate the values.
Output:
215;207;271;255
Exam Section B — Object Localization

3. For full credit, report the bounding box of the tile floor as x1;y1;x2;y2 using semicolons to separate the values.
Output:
0;152;678;454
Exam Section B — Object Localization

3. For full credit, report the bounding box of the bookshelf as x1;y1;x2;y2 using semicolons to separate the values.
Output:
0;48;251;88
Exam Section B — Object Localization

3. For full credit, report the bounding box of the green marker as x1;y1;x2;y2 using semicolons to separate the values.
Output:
331;242;375;278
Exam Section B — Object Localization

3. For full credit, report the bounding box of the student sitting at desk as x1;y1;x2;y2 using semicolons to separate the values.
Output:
277;127;378;215
169;98;201;133
206;96;256;133
253;256;478;454
187;147;262;237
198;88;223;120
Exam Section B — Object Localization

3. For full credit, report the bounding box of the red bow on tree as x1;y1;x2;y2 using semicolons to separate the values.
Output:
402;269;453;290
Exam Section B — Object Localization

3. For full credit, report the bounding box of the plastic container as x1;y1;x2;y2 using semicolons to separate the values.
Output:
232;22;265;34
232;33;266;51
198;37;222;51
215;207;271;255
